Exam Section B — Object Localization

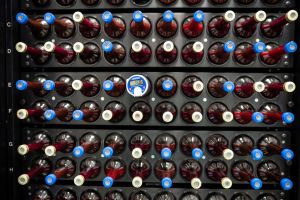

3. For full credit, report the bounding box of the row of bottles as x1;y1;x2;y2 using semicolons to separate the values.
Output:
16;10;298;39
18;156;293;190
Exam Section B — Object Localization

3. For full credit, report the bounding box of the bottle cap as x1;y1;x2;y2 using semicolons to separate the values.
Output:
133;10;144;23
72;80;83;90
163;41;174;52
224;10;235;22
283;81;296;93
72;110;84;121
43;41;55;52
132;147;143;159
223;149;234;160
163;10;174;23
162;111;174;123
253;82;265;92
253;42;266;53
16;13;28;24
280;178;293;190
162;80;174;91
18;174;30;185
223;81;235;93
252;112;264;123
44;12;56;25
126;75;150;97
161;148;172;159
221;177;232;189
102;146;114;158
132;41;143;53
73;11;84;23
222;111;234;123
191;178;202;189
44;109;56;121
224;41;236;53
73;42;84;53
17;109;29;120
286;10;298;22
192;42;204;53
103;80;114;91
161;177;172;189
284;41;298;53
45;145;56;157
132;111;144;122
193;81;204;92
43;80;55;91
192;112;203;123
74;175;85;186
45;174;57;186
102;110;113;121
103;176;114;188
15;42;27;53
254;10;267;22
250;178;263;190
281;148;294;161
132;176;143;188
16;80;28;91
72;146;84;157
102;11;113;24
17;144;29;155
193;10;205;23
251;149;264;161
102;41;113;53
192;148;203;160
282;112;294;124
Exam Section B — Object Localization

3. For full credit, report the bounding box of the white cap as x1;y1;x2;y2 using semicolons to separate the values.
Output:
72;80;83;90
17;109;29;120
283;81;296;93
224;10;236;22
15;42;27;53
192;112;203;123
18;174;30;185
192;42;204;53
102;110;113;121
286;10;298;22
132;41;143;53
253;81;265;92
132;111;144;122
132;147;143;159
162;111;174;123
73;42;84;53
221;177;232;189
223;149;234;160
45;145;56;156
254;11;267;22
191;178;202;189
73;11;84;23
132;176;143;188
17;144;29;155
163;41;174;52
193;81;204;92
222;111;234;123
43;41;55;52
74;175;85;186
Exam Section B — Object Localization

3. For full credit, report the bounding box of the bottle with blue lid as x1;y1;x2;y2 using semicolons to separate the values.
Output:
103;75;126;97
155;76;177;98
154;160;176;189
44;101;75;122
208;41;236;65
234;42;266;65
16;76;48;97
156;10;178;38
130;11;152;38
72;101;100;122
103;158;126;188
102;11;126;38
180;134;204;160
102;40;126;64
155;133;176;160
182;10;205;38
102;133;126;158
208;76;235;98
72;133;101;158
259;103;295;124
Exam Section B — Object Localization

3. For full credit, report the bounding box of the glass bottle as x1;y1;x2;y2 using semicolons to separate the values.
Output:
234;42;266;65
44;13;75;38
102;101;126;123
207;76;235;98
206;134;234;160
17;100;50;121
130;11;152;38
155;76;177;98
72;132;101;158
102;11;126;38
43;101;75;122
261;76;296;98
102;41;126;64
181;42;204;64
129;133;151;159
17;132;51;156
103;75;126;97
43;75;74;97
154;160;176;189
181;76;204;98
103;158;126;188
102;133;126;158
180;159;202;189
182;10;205;38
15;42;51;65
43;42;75;64
130;41;152;64
73;42;101;64
155;133;176;160
74;158;101;186
130;101;152;123
181;102;203;123
207;102;234;124
208;10;235;38
73;11;100;38
155;102;177;123
180;133;203;160
16;75;48;97
234;76;265;98
72;101;101;122
44;132;76;156
208;41;236;65
156;41;178;64
205;160;232;189
72;75;100;97
156;10;178;38
129;158;151;188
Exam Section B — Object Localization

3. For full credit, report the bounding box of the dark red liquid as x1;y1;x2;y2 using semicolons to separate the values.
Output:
79;17;100;38
232;135;254;156
55;75;74;97
180;134;202;156
54;101;75;122
258;135;282;156
80;101;101;122
236;0;254;4
104;101;126;122
182;17;204;38
105;191;125;200
129;133;151;154
181;192;200;200
208;76;228;98
155;102;177;123
184;0;201;5
27;17;50;39
104;158;126;180
207;193;226;200
158;0;176;5
53;43;76;64
206;160;228;181
130;17;152;38
154;192;175;200
263;0;280;4
231;161;254;182
207;102;230;124
25;132;51;152
107;0;124;5
54;132;76;153
130;42;152;64
104;75;126;97
56;189;77;200
32;188;52;200
129;158;151;179
27;158;52;178
80;158;101;180
155;133;176;153
234;43;256;65
32;0;50;6
79;132;101;154
130;101;152;123
105;133;126;154
130;191;151;200
259;103;282;124
156;42;177;64
104;42;126;64
79;43;101;64
261;16;287;38
231;193;252;200
181;102;202;123
53;17;75;39
210;0;228;4
257;161;281;182
80;75;100;97
82;0;100;5
154;160;176;180
156;18;177;38
155;76;177;97
233;102;255;124
54;158;76;178
261;76;283;98
180;159;201;181
105;17;126;38
208;43;230;65
234;16;258;38
28;76;48;97
260;43;284;65
206;134;228;156
80;190;101;200
181;42;204;64
57;0;75;5
28;100;50;121
181;76;203;97
25;44;51;65
234;76;255;98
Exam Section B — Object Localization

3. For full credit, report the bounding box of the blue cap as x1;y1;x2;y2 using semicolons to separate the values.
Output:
161;177;172;189
16;80;28;90
44;12;56;25
161;148;172;159
43;80;55;91
102;146;114;158
280;178;293;190
253;42;266;53
223;81;235;93
102;11;113;24
162;10;174;23
162;80;174;91
45;174;57;186
133;11;144;23
192;148;204;160
281;148;294;161
103;80;114;91
73;110;84;121
16;13;28;24
284;41;298;53
193;10;205;23
282;112;294;124
102;41;113;53
224;41;236;53
250;178;263;190
72;146;85;158
252;112;264;123
103;176;114;188
44;109;56;121
251;149;264;161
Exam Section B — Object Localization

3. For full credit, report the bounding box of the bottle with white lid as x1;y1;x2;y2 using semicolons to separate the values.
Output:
206;134;234;160
130;101;152;123
207;102;234;124
74;158;100;186
208;10;235;38
129;158;151;188
181;76;204;98
17;132;51;156
156;41;178;64
129;133;151;159
155;102;177;124
181;102;203;124
206;160;232;189
180;159;202;189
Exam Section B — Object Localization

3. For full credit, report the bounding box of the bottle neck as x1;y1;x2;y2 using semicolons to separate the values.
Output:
27;141;46;152
54;165;73;178
54;45;72;58
27;108;45;117
27;18;43;31
234;111;253;121
26;46;43;57
269;16;288;30
265;82;284;92
55;107;69;118
240;16;258;28
27;82;43;90
212;17;227;30
27;165;48;178
235;82;254;93
236;168;254;182
81;18;99;30
80;166;99;180
267;46;285;59
263;111;283;121
106;167;124;180
54;140;68;152
185;18;201;32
